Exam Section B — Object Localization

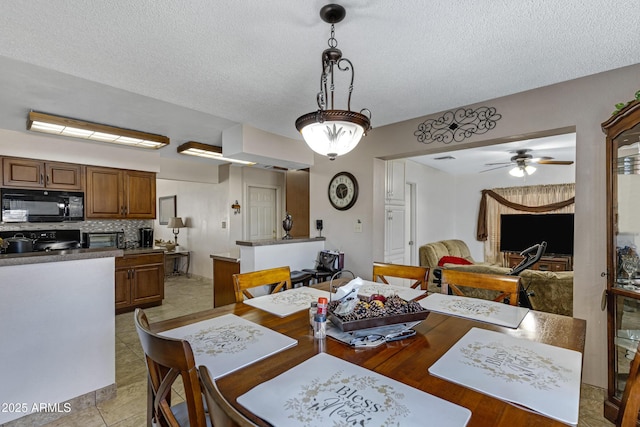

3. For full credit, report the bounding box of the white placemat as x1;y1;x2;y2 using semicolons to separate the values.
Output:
243;287;331;317
238;352;471;426
419;293;529;328
429;327;582;426
160;314;297;378
356;279;427;301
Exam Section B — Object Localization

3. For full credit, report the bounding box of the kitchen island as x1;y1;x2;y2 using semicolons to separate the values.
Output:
0;248;121;425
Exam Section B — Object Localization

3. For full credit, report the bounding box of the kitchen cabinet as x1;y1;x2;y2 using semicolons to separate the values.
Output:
115;252;164;312
85;166;156;219
2;157;83;190
602;99;640;423
385;160;405;204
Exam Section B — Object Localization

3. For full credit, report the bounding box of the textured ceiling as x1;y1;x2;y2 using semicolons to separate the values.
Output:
0;1;639;163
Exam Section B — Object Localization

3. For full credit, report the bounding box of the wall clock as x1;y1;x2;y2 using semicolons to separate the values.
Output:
328;172;358;210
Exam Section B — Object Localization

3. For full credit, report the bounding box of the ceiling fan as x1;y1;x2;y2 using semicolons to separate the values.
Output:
483;149;574;176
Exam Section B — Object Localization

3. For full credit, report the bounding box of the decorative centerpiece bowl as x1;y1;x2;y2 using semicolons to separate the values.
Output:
328;295;429;332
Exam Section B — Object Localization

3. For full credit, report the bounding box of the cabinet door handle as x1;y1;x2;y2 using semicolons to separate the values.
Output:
40;173;44;184
46;174;50;184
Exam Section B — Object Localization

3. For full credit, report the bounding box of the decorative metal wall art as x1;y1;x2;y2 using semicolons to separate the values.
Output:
414;106;501;144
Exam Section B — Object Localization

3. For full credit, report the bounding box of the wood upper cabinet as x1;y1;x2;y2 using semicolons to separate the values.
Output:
3;157;84;190
86;166;156;219
115;252;164;312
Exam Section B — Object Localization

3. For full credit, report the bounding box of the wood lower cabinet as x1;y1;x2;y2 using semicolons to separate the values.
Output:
86;166;156;219
2;157;83;190
115;253;164;312
212;256;240;307
505;252;572;271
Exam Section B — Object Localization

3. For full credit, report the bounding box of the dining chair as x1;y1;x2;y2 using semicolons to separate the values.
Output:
134;308;210;427
232;266;292;302
372;261;429;290
199;365;258;427
617;341;640;427
439;269;521;306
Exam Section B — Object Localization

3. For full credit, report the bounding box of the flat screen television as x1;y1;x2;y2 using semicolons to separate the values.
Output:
499;213;574;256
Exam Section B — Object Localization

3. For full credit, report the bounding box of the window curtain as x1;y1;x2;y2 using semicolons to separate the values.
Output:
477;184;575;265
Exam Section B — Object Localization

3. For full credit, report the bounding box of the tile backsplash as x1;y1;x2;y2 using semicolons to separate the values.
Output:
0;219;154;248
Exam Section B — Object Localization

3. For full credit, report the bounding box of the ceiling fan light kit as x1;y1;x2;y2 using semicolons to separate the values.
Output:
484;148;573;175
295;4;371;160
509;164;536;177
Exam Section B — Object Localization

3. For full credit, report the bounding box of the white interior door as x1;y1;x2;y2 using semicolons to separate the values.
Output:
248;186;277;240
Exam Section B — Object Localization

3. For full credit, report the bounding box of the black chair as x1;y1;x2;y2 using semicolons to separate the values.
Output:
302;250;342;283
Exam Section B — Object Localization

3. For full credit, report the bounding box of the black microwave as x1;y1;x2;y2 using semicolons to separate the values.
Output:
1;188;84;222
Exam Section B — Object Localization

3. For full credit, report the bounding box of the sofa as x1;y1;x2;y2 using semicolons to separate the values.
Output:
419;239;573;316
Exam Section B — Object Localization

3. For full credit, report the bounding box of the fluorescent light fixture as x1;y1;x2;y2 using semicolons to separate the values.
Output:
509;165;536;177
27;111;169;149
177;141;256;166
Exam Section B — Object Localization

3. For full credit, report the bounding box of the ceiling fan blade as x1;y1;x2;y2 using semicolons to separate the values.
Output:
481;164;511;173
484;161;512;166
529;156;553;163
537;160;574;165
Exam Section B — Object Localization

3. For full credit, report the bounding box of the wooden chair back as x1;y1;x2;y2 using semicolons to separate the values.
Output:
372;262;429;290
617;341;640;427
199;365;258;427
440;269;520;306
134;308;208;427
232;266;292;303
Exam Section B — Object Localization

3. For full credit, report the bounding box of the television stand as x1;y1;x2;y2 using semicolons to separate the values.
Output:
505;252;573;272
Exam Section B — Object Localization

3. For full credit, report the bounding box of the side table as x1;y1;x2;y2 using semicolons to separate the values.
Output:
164;250;190;278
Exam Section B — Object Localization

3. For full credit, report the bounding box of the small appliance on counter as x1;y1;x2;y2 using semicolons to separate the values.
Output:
83;231;125;249
0;229;81;254
139;227;154;248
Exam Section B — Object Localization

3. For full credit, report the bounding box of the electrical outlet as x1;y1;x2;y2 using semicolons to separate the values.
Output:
355;219;362;233
221;221;227;229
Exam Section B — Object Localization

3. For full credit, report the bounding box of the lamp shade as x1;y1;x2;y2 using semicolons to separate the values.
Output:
296;112;368;159
167;217;185;229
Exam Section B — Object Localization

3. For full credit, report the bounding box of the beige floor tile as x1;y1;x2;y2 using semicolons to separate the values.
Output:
96;380;147;425
42;407;106;427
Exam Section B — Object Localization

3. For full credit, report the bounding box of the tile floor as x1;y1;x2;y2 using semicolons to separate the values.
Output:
38;275;612;426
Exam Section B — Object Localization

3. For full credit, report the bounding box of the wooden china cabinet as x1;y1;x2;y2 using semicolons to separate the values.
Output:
603;98;640;423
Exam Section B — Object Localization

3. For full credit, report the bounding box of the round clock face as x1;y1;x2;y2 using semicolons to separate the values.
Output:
328;172;358;210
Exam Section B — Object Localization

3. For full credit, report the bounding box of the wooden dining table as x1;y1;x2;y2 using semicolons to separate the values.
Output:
152;283;586;426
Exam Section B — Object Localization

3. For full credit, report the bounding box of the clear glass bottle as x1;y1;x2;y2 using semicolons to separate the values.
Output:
314;313;327;339
309;301;318;327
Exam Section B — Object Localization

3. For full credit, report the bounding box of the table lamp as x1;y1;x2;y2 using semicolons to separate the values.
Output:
167;217;185;246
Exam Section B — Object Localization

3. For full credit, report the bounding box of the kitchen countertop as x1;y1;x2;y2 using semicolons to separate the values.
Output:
210;250;240;263
235;236;325;247
0;247;124;267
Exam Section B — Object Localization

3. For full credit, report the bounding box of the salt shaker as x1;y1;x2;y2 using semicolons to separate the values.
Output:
309;301;318;327
313;313;327;339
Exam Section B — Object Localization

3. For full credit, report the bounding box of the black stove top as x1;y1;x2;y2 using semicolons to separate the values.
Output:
0;229;81;253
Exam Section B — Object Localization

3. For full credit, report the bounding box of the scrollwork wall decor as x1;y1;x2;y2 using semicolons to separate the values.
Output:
414;106;502;144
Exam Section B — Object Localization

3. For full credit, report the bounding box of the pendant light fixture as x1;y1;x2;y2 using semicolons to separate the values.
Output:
295;4;371;160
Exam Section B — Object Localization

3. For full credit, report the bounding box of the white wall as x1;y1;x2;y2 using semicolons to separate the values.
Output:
404;160;456;250
154;166;285;279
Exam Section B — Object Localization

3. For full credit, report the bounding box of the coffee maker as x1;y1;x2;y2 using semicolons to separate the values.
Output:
139;227;154;248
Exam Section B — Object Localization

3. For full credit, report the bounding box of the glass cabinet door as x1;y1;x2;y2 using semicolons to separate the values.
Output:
604;101;640;423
